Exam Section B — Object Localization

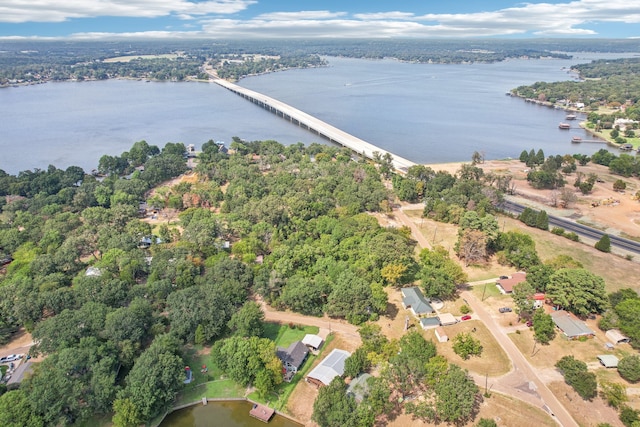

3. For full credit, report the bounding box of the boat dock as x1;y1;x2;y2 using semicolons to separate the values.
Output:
249;403;275;423
210;76;416;172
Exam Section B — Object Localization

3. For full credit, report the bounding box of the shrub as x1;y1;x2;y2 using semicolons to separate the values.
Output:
460;305;471;314
565;232;580;242
595;234;611;253
618;355;640;382
551;227;565;236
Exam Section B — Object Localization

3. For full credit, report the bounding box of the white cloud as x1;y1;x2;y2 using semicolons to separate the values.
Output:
0;0;256;23
255;10;347;21
2;0;639;38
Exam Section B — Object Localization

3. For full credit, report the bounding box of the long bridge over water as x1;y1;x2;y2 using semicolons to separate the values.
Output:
211;77;416;172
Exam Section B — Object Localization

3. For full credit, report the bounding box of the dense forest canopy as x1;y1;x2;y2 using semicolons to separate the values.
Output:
8;38;640;85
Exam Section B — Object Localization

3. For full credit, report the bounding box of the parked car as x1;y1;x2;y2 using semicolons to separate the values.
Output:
461;315;472;321
499;307;512;313
2;354;21;363
499;275;509;280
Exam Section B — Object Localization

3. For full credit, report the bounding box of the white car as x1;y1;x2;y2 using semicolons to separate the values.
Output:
0;354;21;363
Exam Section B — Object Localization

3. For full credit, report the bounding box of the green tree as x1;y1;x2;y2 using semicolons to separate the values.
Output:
620;405;640;427
0;389;45;427
227;301;264;337
600;381;628;408
312;377;357;427
618;355;640;382
535;210;549;230
343;347;371;378
112;398;142;427
595;234;612;253
434;364;479;423
477;418;498;427
519;150;530;163
546;268;608;317
116;334;184;424
194;324;205;346
452;332;483;360
555;355;597;400
532;309;556;344
512;280;536;318
418;246;467;299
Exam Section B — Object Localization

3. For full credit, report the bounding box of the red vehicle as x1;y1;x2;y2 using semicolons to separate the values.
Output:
461;315;472;321
526;320;533;327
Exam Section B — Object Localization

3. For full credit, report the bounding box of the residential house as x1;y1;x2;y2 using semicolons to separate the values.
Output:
277;341;309;382
306;349;350;387
401;287;434;317
496;272;527;294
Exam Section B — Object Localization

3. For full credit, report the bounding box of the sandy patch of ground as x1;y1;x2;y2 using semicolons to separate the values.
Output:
548;381;624;427
425;159;640;239
0;328;34;356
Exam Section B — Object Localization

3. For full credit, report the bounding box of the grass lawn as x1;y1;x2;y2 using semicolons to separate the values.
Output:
425;320;511;376
174;379;246;406
262;323;319;348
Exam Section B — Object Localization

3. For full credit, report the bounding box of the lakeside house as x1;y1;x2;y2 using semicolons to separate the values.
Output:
276;341;309;382
306;349;350;387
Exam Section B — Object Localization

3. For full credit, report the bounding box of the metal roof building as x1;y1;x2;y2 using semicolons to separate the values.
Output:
551;310;595;339
306;349;350;387
597;355;619;368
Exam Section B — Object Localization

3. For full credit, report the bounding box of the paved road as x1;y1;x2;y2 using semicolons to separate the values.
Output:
501;199;640;254
395;205;576;426
461;289;577;427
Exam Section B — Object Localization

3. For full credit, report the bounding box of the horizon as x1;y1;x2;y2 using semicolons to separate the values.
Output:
1;0;639;40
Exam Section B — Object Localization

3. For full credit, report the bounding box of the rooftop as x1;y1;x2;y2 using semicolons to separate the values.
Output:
401;287;434;315
276;341;309;370
551;310;594;338
597;354;619;368
307;349;350;386
496;272;527;293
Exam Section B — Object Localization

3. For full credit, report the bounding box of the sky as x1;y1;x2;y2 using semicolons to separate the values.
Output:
0;0;639;40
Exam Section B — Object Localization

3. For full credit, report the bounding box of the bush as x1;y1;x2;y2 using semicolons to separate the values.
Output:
555;355;597;400
618;355;640;382
565;232;580;242
452;332;483;360
460;305;471;314
595;234;611;253
551;227;565;236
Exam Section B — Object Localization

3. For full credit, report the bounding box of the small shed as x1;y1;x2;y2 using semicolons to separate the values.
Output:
302;334;324;351
346;373;372;402
401;287;434;317
533;293;546;309
597;355;619;368
420;317;440;330
435;327;448;343
438;313;458;326
606;329;630;345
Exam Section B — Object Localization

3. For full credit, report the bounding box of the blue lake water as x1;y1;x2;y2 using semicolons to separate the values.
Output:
0;52;632;174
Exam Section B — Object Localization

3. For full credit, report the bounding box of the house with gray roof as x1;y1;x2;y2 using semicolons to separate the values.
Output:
551;310;595;339
277;341;309;381
306;349;350;387
401;287;434;317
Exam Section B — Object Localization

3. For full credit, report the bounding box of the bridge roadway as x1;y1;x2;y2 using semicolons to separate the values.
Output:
211;77;416;172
